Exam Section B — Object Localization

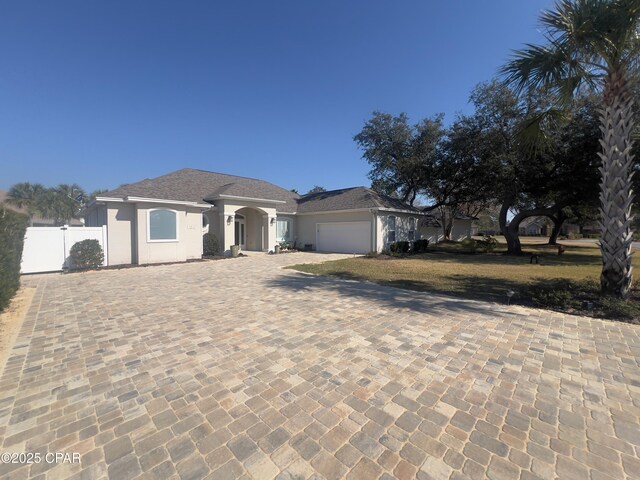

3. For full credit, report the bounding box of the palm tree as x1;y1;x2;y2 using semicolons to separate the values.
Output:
6;182;48;226
502;0;640;299
47;184;87;225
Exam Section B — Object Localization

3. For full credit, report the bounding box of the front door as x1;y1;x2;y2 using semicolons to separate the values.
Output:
234;215;246;249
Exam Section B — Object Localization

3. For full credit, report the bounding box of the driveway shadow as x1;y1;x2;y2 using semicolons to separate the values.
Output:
268;270;517;317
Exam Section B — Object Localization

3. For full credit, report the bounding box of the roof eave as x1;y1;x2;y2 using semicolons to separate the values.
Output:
209;194;287;204
95;196;212;209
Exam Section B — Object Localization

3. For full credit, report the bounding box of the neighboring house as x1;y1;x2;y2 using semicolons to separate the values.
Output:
560;221;598;236
518;217;550;236
517;216;598;237
83;168;474;266
0;190;83;226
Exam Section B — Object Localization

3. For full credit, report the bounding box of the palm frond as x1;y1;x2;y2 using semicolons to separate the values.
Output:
516;107;569;154
501;43;570;93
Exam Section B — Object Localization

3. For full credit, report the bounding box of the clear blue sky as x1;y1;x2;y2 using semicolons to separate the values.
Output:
1;1;554;195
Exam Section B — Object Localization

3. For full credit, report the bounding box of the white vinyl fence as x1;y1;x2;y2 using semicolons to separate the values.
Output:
21;225;108;274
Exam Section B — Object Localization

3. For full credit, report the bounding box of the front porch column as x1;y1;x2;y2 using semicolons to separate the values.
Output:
221;211;236;255
263;215;277;252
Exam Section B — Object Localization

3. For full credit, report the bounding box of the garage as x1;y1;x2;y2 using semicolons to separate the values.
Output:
316;221;371;254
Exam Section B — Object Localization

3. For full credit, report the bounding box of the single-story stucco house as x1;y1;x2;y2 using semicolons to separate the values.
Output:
83;168;473;265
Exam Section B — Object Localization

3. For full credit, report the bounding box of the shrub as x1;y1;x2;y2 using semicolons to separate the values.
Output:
0;207;29;312
599;297;640;320
203;233;219;256
476;234;498;253
69;239;104;270
389;241;410;253
279;241;293;250
567;232;583;240
460;238;478;253
413;239;429;252
526;279;584;310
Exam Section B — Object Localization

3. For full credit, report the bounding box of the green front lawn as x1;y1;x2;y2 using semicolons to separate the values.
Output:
288;243;640;321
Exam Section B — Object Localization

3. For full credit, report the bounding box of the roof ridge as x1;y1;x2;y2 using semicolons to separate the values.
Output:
179;168;281;185
301;186;367;197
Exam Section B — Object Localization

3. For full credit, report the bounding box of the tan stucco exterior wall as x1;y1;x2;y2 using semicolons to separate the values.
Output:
106;203;136;265
375;212;423;252
134;203;203;265
296;211;375;251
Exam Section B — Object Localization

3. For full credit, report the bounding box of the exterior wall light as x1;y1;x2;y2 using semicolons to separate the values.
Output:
227;215;233;225
270;217;276;226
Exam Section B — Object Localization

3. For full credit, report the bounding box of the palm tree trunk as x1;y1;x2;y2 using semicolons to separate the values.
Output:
599;70;635;299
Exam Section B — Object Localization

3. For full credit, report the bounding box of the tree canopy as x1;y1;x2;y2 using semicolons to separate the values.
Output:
6;182;89;226
306;186;327;194
502;0;640;297
354;112;445;206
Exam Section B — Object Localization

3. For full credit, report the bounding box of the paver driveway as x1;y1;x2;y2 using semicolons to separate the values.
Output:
1;252;640;480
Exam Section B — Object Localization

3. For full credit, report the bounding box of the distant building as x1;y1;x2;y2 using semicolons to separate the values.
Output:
518;217;551;236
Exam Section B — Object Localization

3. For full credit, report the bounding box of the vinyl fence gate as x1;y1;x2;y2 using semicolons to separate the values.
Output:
21;225;108;274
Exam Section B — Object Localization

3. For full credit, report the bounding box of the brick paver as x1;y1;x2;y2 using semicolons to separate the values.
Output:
1;252;640;479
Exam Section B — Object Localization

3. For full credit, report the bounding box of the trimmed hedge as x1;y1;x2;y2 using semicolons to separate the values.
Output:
203;233;219;256
0;206;29;312
69;239;104;270
413;239;429;252
389;241;410;253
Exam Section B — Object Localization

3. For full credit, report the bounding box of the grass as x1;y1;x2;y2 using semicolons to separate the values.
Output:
288;241;640;322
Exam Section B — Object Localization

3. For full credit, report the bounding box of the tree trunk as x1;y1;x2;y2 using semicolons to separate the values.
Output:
504;222;522;255
439;207;455;241
503;204;564;256
599;70;635;299
443;215;454;240
548;213;566;245
498;195;522;255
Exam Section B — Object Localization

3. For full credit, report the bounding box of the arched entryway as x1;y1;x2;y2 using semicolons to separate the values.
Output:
234;207;267;252
204;202;277;255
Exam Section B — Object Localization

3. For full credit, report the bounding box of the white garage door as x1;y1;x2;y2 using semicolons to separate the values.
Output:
316;222;371;254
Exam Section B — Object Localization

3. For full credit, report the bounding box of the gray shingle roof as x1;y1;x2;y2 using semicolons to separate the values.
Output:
102;168;300;213
101;169;442;217
296;187;424;214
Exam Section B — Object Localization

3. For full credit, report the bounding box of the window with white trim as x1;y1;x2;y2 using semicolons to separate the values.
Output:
276;218;292;242
149;209;178;241
387;216;396;243
408;217;416;241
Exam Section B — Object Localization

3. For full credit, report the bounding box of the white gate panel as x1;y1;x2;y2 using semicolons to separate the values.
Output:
21;228;66;274
21;226;108;274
